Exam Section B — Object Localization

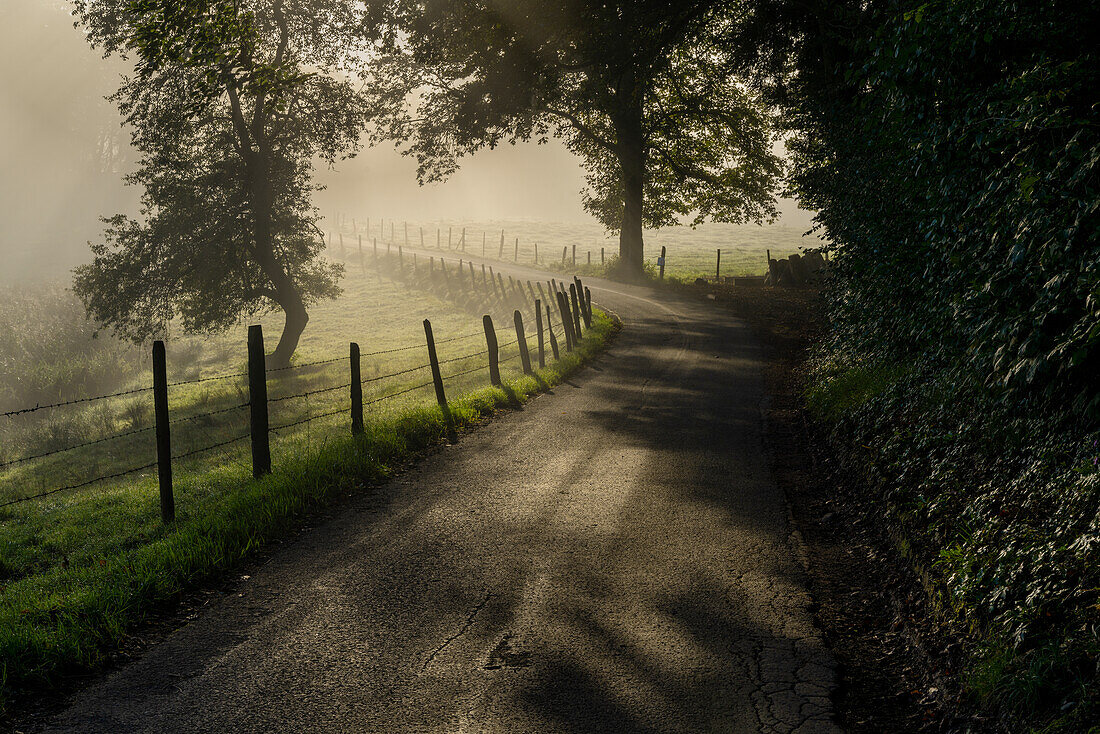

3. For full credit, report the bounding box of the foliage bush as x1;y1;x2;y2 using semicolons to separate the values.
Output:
762;0;1100;728
0;284;143;414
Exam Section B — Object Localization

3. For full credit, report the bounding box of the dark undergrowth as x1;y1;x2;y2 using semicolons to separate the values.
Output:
806;356;1099;732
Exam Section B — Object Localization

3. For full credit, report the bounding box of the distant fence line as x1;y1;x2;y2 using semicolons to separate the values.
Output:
1;253;597;523
328;215;825;285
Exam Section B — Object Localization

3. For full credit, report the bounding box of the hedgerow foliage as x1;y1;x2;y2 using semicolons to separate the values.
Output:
790;0;1099;412
758;0;1100;726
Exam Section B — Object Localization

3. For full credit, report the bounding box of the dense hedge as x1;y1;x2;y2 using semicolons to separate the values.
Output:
790;0;1099;412
755;0;1099;728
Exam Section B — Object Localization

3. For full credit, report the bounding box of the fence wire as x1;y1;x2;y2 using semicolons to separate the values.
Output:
2;269;595;511
0;461;158;509
0;425;157;469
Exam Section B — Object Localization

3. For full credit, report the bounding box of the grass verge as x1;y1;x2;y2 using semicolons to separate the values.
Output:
0;308;617;713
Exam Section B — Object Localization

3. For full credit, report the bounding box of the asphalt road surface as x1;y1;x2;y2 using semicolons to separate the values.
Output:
46;262;839;733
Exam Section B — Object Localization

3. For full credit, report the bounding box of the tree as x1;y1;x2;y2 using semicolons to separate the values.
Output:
379;0;783;278
72;0;382;366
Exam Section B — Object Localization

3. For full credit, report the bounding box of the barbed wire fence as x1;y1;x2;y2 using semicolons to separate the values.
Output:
0;252;597;523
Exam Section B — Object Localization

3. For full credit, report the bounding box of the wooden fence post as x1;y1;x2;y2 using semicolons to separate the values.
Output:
514;310;533;375
423;320;456;441
536;281;547;306
659;245;666;281
575;278;591;327
534;242;539;263
247;325;271;478
514;237;518;261
587;250;591;265
461;227;466;251
570;283;583;336
572;244;576;266
534;299;546;368
562;246;567;264
483;315;501;386
716;248;721;281
482;231;486;256
339;232;345;260
556;291;575;351
545;302;560;360
585;287;592;321
350;342;364;435
448;227;452;249
601;246;605;264
420;227;424;248
499;230;505;258
152;340;174;523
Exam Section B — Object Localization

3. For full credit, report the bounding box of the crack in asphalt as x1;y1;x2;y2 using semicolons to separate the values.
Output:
420;592;493;672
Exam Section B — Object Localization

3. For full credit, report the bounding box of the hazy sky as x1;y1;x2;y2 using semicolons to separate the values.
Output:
0;0;813;283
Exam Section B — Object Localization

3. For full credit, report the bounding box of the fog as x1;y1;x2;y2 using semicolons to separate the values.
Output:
0;0;813;285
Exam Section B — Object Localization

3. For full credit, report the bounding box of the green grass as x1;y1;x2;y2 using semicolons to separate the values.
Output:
0;265;536;510
331;217;824;279
0;256;615;708
804;359;909;422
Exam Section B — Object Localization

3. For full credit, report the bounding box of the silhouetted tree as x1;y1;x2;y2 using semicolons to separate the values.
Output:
378;0;783;277
72;0;383;365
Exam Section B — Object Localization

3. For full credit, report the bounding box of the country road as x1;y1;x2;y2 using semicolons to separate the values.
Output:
45;263;839;734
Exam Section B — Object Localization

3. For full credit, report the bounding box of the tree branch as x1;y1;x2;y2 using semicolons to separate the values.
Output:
543;106;616;154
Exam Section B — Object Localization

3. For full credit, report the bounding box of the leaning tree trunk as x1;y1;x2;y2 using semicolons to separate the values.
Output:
247;153;309;369
268;277;308;369
615;107;646;280
254;221;309;370
227;76;310;370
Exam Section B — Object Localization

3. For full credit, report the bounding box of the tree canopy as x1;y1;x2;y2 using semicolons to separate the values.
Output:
72;0;386;366
376;0;783;277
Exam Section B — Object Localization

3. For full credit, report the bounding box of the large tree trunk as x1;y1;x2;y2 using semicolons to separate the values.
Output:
268;278;308;369
247;152;309;369
253;216;309;370
226;76;309;370
615;106;646;280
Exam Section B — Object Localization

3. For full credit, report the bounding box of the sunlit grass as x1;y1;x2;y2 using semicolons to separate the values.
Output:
0;255;614;707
